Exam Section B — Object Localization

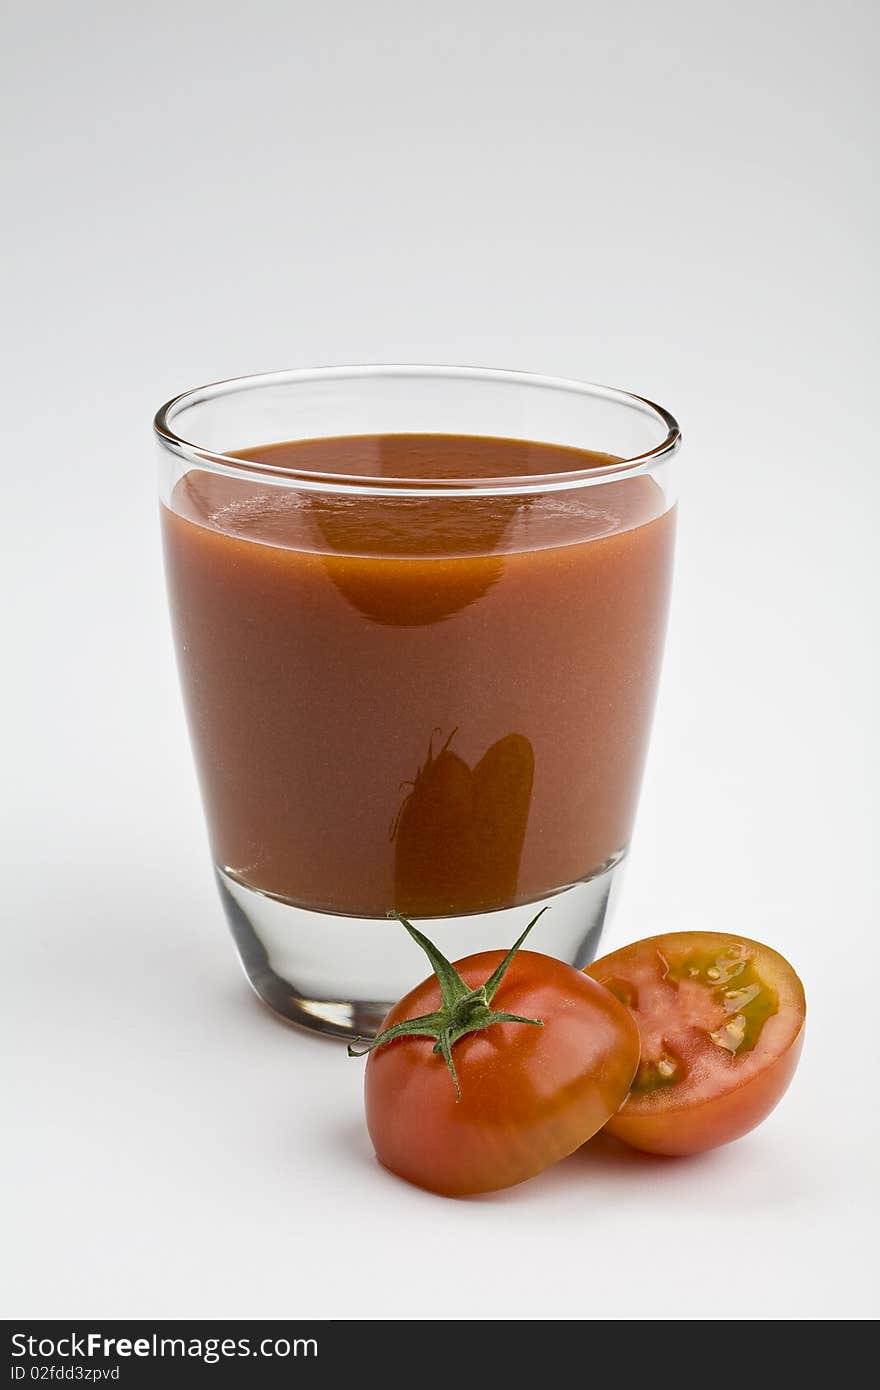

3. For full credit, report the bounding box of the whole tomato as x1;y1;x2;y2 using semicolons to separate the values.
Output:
351;911;639;1196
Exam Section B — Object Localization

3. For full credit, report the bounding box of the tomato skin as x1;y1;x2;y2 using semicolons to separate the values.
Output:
606;1034;805;1156
365;949;640;1196
586;932;806;1157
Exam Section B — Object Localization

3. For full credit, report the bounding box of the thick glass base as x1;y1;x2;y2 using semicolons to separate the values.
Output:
216;855;626;1039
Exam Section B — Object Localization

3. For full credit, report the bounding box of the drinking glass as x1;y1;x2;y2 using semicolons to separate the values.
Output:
155;365;680;1037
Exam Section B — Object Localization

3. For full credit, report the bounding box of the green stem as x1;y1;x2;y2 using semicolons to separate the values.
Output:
347;907;548;1099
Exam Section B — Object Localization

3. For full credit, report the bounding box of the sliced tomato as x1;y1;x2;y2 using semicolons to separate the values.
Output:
586;931;805;1156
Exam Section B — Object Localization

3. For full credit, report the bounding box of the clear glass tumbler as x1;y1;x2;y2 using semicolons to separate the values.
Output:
155;365;680;1037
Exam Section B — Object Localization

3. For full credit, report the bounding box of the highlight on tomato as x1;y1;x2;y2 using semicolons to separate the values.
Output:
349;909;640;1196
586;931;805;1156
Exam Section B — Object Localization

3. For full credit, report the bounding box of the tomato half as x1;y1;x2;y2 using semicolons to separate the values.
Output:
586;932;805;1156
364;948;640;1196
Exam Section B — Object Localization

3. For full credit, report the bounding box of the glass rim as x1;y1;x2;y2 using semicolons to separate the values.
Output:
153;363;682;497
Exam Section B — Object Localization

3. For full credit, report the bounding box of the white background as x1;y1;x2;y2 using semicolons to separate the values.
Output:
3;0;877;1321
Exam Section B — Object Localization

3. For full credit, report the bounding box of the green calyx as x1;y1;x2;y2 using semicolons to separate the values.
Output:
347;908;549;1100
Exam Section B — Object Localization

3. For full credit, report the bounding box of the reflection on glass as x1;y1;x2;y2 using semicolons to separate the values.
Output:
392;729;535;916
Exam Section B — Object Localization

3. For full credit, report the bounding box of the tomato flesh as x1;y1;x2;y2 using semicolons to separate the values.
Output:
365;949;640;1196
586;932;805;1156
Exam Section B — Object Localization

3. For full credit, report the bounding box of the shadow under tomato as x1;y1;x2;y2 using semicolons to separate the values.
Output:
456;1131;730;1205
568;1127;718;1175
322;1108;732;1206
